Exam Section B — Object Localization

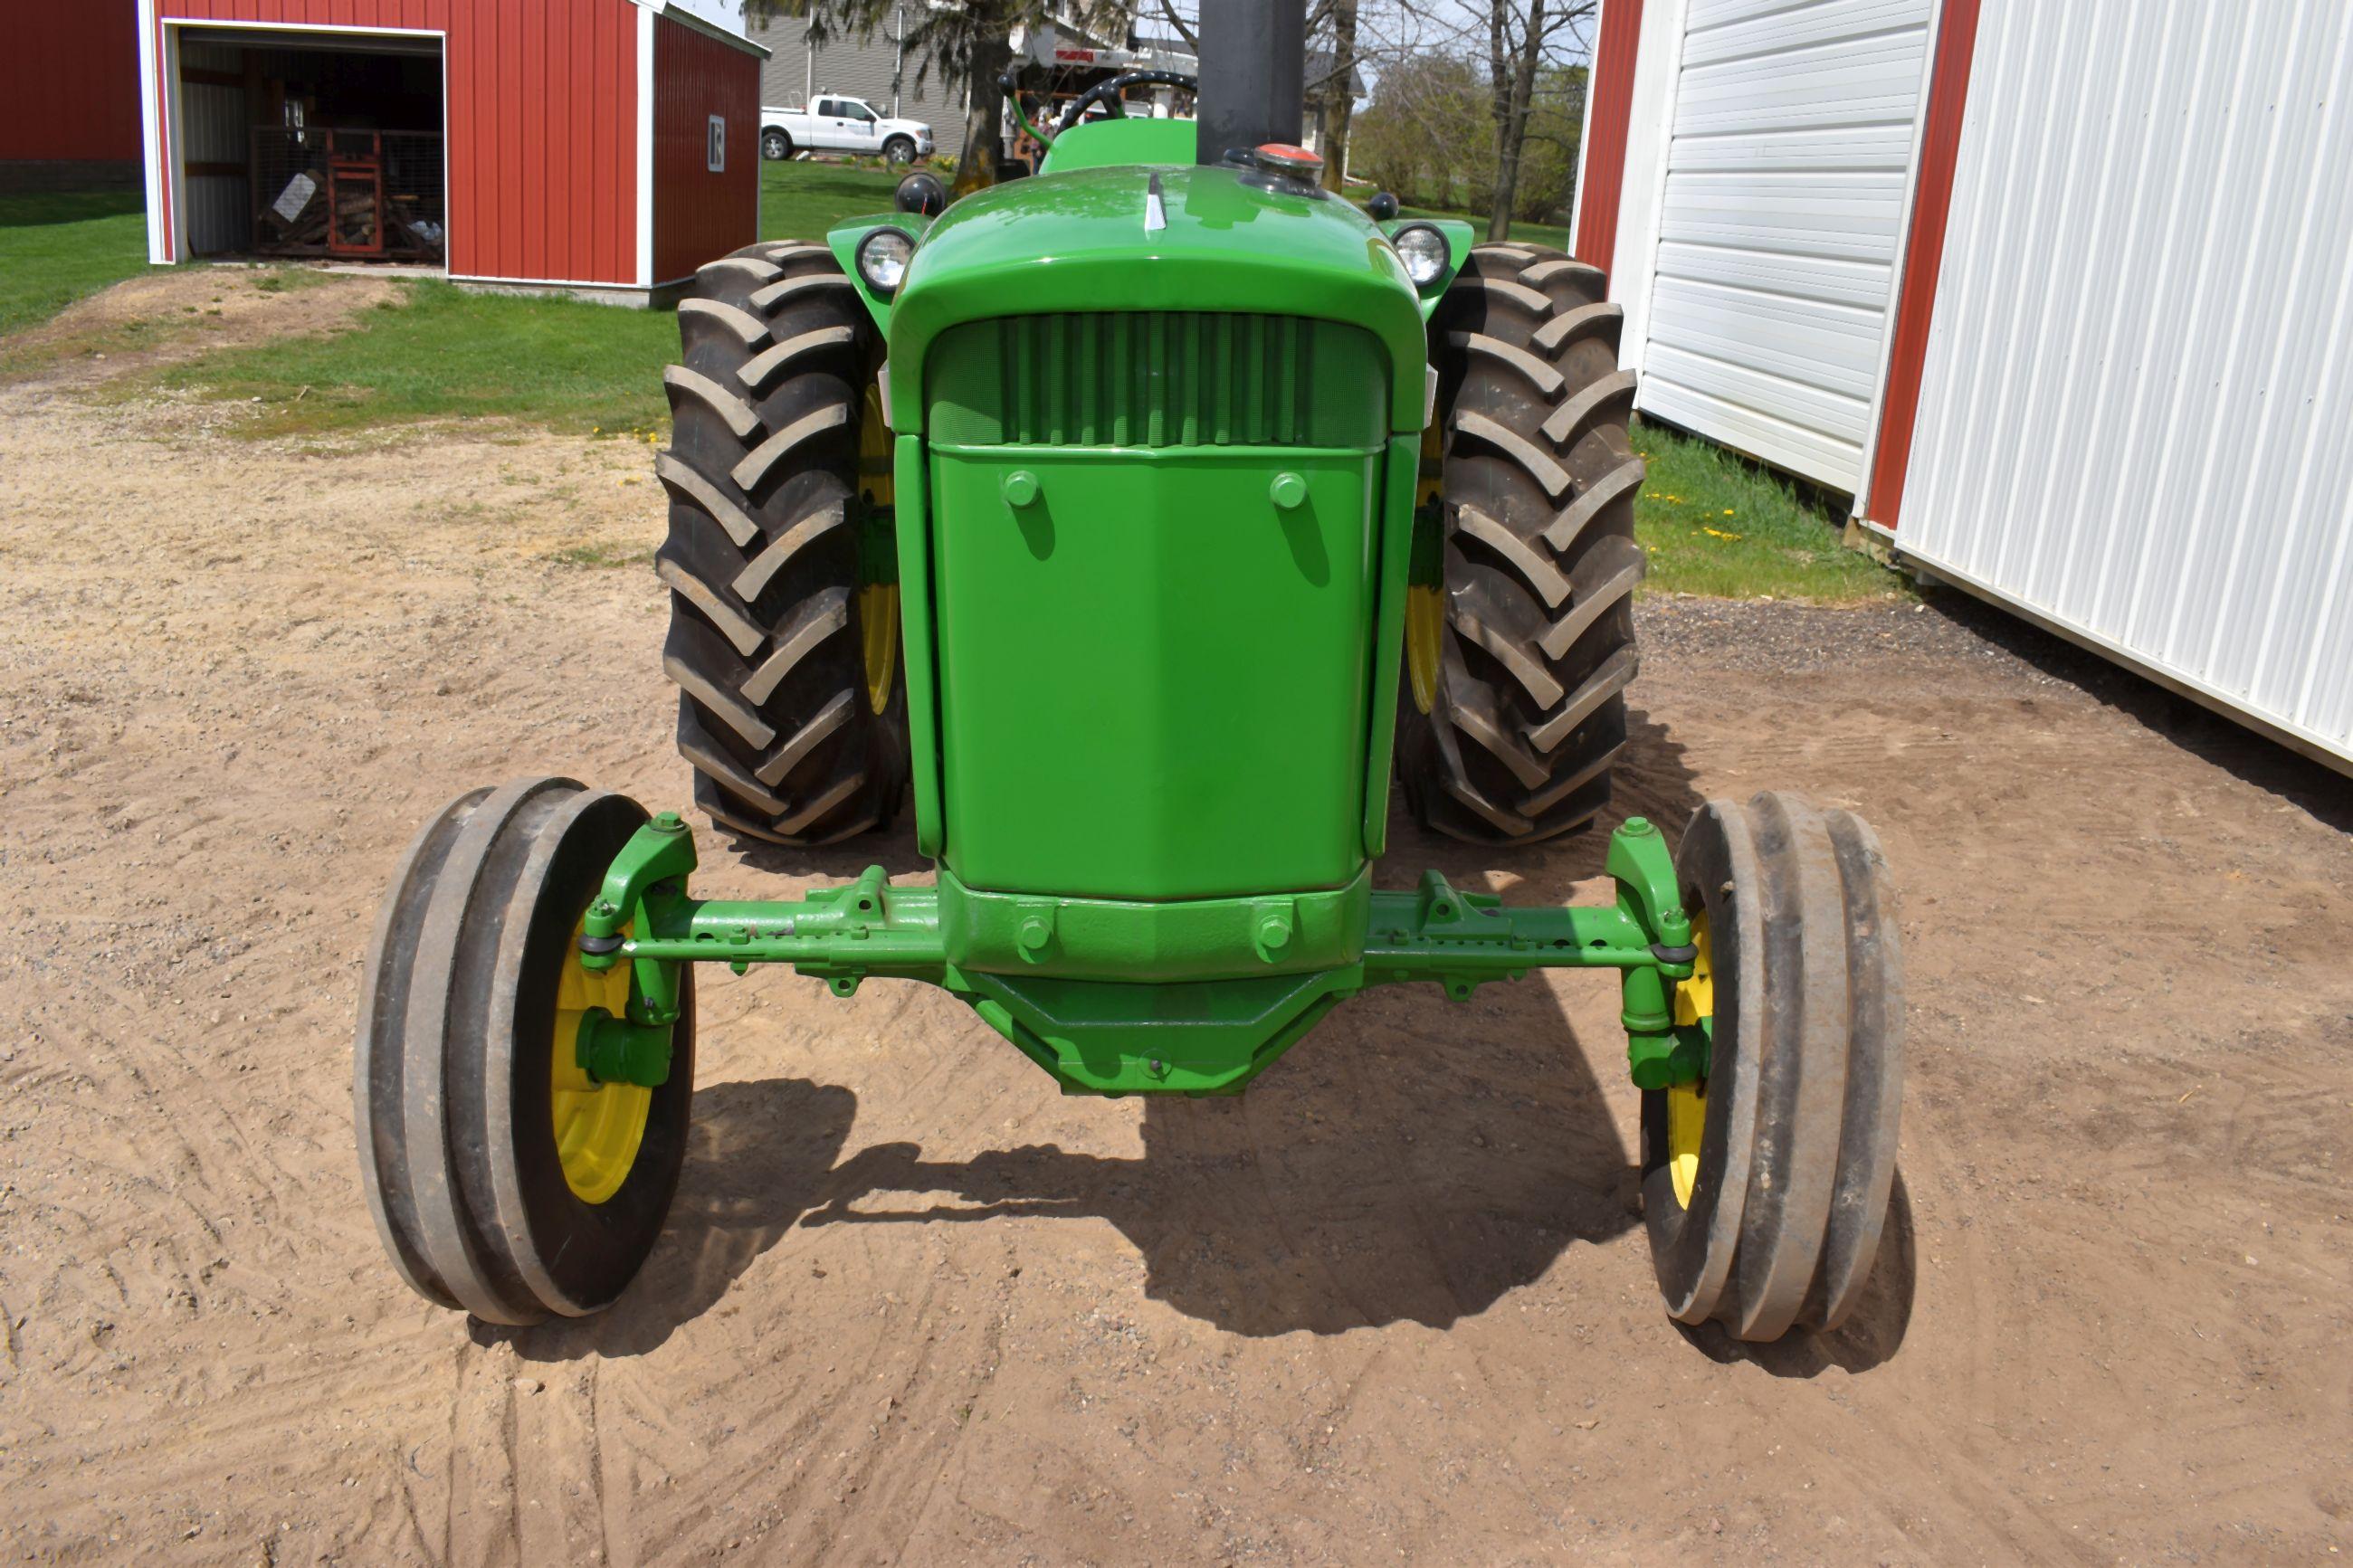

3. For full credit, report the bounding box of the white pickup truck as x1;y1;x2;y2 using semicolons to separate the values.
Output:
759;96;936;165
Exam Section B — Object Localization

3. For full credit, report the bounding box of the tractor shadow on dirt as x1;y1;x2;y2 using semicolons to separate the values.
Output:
498;1076;862;1361
773;703;1723;1340
795;987;1645;1338
1669;1169;1917;1376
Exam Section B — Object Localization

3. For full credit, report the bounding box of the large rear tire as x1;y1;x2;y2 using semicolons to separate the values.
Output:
661;242;908;846
1397;242;1645;844
354;779;697;1325
1641;793;1904;1341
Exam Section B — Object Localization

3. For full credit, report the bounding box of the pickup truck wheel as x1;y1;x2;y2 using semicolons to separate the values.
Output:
882;136;916;166
761;128;791;161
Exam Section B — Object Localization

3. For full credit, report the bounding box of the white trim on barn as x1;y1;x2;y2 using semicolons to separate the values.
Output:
1610;0;1691;386
637;3;656;289
137;0;164;262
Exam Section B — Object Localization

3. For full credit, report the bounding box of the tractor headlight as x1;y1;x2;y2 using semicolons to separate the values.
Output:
1392;223;1449;290
856;227;915;296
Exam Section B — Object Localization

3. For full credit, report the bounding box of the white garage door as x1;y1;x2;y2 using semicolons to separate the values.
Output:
1636;0;1937;492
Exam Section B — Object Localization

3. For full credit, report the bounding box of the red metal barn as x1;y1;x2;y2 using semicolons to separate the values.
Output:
0;5;143;185
136;0;761;302
1572;0;2353;774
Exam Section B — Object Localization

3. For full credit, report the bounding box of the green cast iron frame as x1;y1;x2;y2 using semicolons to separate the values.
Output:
576;813;1711;1098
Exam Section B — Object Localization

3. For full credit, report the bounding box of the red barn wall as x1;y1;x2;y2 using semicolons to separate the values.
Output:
1571;0;1643;279
152;0;639;284
3;3;141;164
650;14;758;286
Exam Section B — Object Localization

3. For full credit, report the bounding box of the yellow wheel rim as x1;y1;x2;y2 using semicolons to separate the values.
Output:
1666;909;1714;1210
859;581;900;714
550;917;653;1205
855;378;899;715
1406;584;1443;715
1407;423;1445;716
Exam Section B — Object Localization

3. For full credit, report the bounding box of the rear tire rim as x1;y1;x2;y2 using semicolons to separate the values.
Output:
859;582;900;714
1405;585;1443;715
548;917;651;1204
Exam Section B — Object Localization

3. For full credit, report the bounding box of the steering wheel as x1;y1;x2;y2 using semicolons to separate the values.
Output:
1050;70;1197;137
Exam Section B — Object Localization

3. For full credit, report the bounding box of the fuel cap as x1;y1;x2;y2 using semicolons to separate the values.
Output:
1252;142;1325;179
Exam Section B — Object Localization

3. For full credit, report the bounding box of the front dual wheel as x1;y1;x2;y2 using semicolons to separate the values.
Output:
1640;792;1905;1341
354;778;696;1326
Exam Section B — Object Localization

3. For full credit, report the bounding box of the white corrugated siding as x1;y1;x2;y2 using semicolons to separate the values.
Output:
1896;0;2353;767
1637;0;1936;491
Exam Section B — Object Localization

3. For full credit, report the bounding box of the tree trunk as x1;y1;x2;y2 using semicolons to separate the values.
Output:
1485;0;1548;241
1319;0;1359;191
952;32;1013;197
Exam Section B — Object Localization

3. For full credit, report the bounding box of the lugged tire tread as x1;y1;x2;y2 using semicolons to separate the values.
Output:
654;555;765;657
654;451;759;548
730;404;853;494
1396;242;1646;846
662;241;906;845
1447;330;1567;397
698;255;783;285
1531;299;1624;354
749;272;857;313
1539;367;1639;446
678;297;769;347
740;326;858;394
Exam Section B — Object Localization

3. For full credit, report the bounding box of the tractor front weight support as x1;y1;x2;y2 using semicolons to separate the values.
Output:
575;813;1702;1098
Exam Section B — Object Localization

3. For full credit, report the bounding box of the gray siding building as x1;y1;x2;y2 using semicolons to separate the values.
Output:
748;9;970;159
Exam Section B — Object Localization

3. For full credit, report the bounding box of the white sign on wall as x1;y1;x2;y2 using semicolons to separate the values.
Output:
707;115;727;173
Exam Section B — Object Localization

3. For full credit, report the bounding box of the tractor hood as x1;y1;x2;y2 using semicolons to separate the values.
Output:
879;164;1435;434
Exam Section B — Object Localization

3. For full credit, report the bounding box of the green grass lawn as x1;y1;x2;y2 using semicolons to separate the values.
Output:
157;280;676;439
1397;203;1568;252
761;161;903;241
0;188;151;337
0;176;1894;601
1631;418;1903;602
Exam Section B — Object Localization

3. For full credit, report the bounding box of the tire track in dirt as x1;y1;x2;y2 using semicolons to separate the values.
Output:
4;355;2351;1562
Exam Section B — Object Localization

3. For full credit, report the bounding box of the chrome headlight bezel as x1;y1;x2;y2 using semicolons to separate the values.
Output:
856;226;917;296
1391;223;1450;290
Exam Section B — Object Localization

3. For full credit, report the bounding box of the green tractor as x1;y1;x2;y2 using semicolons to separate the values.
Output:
355;3;1902;1345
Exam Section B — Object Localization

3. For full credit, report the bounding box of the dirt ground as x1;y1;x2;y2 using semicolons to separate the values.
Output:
1;280;2349;1566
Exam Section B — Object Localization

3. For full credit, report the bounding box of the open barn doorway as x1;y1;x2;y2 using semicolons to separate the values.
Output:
166;24;445;267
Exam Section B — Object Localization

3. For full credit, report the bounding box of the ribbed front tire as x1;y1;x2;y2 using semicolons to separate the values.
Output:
354;779;697;1325
1398;242;1646;844
1641;793;1905;1341
659;242;906;846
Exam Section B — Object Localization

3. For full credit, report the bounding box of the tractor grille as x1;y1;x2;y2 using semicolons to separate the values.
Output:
927;312;1386;451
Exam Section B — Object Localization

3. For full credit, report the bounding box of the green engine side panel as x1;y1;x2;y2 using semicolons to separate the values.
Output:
1035;117;1196;175
929;440;1382;899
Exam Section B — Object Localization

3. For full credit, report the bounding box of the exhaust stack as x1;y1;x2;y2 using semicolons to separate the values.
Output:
1194;0;1306;166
